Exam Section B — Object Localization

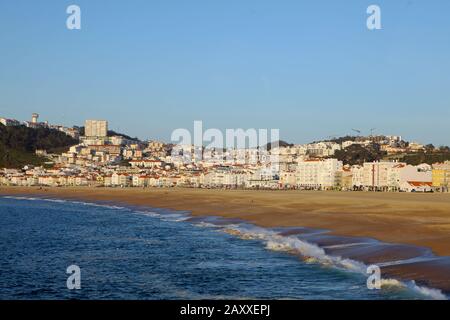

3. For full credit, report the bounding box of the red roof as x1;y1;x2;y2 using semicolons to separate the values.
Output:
407;181;432;187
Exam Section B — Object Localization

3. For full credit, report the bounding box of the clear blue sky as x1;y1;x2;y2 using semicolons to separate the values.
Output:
0;0;449;145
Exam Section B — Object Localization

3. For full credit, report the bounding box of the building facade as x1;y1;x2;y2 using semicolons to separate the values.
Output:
85;120;108;137
296;158;343;189
432;161;450;192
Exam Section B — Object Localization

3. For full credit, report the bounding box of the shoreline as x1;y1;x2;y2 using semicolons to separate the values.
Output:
2;186;449;254
1;186;450;294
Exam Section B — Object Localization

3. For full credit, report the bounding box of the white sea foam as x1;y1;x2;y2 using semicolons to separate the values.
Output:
3;195;447;300
2;196;38;201
2;195;129;211
135;210;161;218
224;225;366;273
379;279;447;300
194;221;222;228
78;202;126;210
407;281;447;300
169;216;190;222
221;224;448;300
322;242;374;249
159;213;190;222
42;198;67;203
377;256;438;268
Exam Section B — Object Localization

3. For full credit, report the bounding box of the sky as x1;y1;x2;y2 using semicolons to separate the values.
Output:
0;0;449;145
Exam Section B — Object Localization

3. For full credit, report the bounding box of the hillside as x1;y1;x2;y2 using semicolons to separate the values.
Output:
0;124;78;168
333;144;386;165
78;127;140;141
397;151;450;166
264;140;293;150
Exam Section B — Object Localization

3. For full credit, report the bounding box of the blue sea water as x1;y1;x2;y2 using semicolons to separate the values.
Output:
0;196;443;300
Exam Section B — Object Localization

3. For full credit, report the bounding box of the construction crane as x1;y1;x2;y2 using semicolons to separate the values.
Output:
370;128;376;137
327;134;342;140
351;129;361;135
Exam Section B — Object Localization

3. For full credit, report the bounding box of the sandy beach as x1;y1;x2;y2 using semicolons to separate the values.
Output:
1;186;450;293
1;186;450;255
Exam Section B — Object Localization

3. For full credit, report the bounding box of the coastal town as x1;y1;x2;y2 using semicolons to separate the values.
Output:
1;114;449;193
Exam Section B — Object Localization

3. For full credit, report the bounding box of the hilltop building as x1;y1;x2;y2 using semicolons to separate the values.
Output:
0;117;21;126
24;113;48;128
85;120;108;137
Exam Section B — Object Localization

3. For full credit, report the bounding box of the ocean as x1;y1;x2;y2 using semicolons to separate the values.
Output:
0;196;447;300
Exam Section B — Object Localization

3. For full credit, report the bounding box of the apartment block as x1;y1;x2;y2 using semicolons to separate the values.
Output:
296;158;343;188
362;161;402;190
432;161;450;191
85;120;108;137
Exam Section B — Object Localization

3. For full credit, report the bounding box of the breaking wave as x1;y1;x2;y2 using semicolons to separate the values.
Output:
221;224;448;300
2;195;447;300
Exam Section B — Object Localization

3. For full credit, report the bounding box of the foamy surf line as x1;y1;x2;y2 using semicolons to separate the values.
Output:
219;224;448;300
1;195;448;300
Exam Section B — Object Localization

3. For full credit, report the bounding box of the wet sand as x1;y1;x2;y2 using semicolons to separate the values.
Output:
1;186;450;293
2;187;449;253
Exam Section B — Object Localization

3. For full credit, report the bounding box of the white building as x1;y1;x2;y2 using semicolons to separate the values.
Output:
85;120;108;137
362;161;403;190
279;171;296;188
351;165;364;188
111;172;132;187
129;159;163;169
132;175;149;187
400;181;432;193
0;117;21;126
306;142;341;158
296;158;343;188
388;163;432;191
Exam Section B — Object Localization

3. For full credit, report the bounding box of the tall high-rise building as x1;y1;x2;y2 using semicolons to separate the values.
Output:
85;120;108;137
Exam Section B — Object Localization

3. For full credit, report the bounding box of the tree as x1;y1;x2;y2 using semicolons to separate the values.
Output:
425;144;435;153
0;124;78;168
333;143;386;165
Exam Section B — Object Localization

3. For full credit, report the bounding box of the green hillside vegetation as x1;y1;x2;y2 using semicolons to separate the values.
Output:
0;124;78;169
398;151;450;166
332;142;450;166
333;144;386;165
321;135;359;144
0;148;47;169
264;140;293;150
